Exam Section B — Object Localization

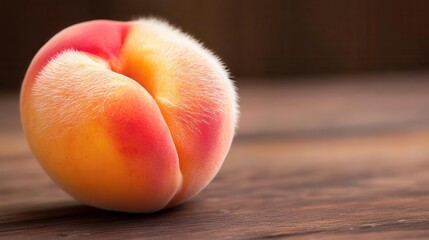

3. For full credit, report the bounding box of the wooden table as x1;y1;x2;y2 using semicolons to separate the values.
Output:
1;73;429;239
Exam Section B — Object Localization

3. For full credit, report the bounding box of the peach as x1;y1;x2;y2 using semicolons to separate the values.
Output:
20;19;238;212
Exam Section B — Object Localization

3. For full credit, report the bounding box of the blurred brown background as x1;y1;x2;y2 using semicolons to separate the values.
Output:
1;0;429;91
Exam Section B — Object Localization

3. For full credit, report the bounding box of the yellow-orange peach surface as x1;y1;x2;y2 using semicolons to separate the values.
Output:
20;19;238;212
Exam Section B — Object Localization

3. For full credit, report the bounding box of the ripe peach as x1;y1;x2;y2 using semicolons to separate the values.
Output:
20;19;238;212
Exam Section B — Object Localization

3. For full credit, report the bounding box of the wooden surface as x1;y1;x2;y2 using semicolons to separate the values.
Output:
2;73;429;239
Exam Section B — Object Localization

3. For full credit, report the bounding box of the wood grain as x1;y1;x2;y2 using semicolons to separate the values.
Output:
1;74;429;239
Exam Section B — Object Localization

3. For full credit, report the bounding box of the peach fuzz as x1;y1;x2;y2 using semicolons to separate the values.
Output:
20;19;238;212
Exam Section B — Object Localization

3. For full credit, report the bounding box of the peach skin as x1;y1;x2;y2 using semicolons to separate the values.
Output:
20;18;238;213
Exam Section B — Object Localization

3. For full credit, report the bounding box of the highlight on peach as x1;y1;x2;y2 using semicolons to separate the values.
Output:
20;18;239;213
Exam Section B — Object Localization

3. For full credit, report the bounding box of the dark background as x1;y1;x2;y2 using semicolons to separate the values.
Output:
2;0;429;91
